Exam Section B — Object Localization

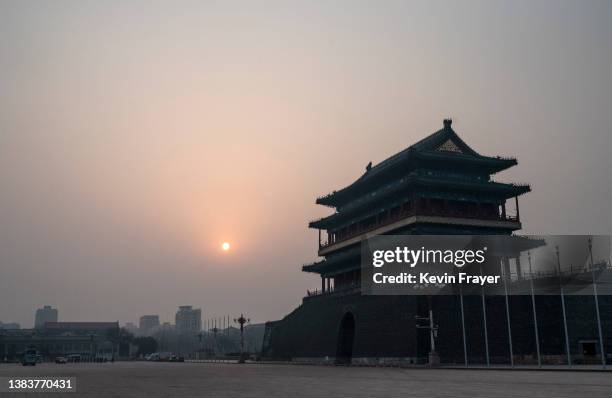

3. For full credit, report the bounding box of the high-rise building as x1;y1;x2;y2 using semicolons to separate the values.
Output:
139;315;160;335
34;305;58;328
175;306;201;334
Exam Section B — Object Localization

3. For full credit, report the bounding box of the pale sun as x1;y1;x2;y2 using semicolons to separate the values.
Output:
221;242;231;251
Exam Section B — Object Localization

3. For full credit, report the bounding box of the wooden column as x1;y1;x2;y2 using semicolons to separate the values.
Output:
515;196;520;221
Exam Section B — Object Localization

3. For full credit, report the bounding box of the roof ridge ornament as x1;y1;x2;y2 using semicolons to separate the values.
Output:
443;118;452;130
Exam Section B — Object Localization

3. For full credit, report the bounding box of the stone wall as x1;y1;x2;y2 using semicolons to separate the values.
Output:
263;293;612;365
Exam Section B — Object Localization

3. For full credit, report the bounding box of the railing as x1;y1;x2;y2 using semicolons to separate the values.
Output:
305;284;361;300
303;261;611;301
320;208;520;250
505;260;611;283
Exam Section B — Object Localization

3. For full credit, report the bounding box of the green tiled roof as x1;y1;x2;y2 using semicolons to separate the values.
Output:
316;120;517;208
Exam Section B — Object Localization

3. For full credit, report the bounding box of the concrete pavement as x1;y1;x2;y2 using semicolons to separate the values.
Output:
1;361;611;397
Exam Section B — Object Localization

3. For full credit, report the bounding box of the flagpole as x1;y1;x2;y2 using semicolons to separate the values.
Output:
459;285;468;367
527;251;541;367
589;237;606;369
556;246;572;368
502;257;514;367
480;264;490;367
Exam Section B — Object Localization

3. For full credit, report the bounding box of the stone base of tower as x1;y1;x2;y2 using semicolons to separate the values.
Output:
261;291;612;366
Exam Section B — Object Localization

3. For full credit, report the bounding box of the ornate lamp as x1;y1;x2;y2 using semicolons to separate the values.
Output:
234;314;250;363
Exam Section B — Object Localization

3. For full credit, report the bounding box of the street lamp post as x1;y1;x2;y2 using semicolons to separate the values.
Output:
415;296;439;366
234;314;250;363
89;334;95;362
412;282;442;366
211;325;219;361
197;332;204;360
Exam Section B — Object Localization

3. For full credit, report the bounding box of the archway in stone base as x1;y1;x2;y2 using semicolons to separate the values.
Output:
335;312;355;365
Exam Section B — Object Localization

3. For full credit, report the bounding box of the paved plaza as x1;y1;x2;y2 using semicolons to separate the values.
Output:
1;361;611;397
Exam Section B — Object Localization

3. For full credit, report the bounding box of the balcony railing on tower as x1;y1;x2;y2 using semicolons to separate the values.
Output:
318;200;520;250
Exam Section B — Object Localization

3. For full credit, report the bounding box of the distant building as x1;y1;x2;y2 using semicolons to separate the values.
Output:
124;322;138;335
175;306;201;334
0;322;120;361
160;322;174;331
43;322;119;335
34;305;58;328
139;315;160;335
0;322;20;330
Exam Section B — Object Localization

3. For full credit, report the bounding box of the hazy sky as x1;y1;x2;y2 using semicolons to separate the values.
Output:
1;1;611;328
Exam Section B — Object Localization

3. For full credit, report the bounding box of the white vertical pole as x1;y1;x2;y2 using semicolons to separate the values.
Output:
459;287;468;367
502;257;514;367
556;246;572;368
589;237;606;369
527;252;541;367
429;307;436;353
480;264;490;367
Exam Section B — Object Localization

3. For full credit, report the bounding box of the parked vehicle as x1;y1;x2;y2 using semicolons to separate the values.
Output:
55;356;67;364
21;349;37;366
145;353;159;361
146;352;172;361
67;354;81;363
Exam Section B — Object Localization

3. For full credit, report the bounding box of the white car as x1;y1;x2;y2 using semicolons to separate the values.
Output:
146;353;160;361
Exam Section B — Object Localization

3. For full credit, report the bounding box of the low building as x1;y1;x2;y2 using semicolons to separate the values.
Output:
0;322;20;330
0;322;119;362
